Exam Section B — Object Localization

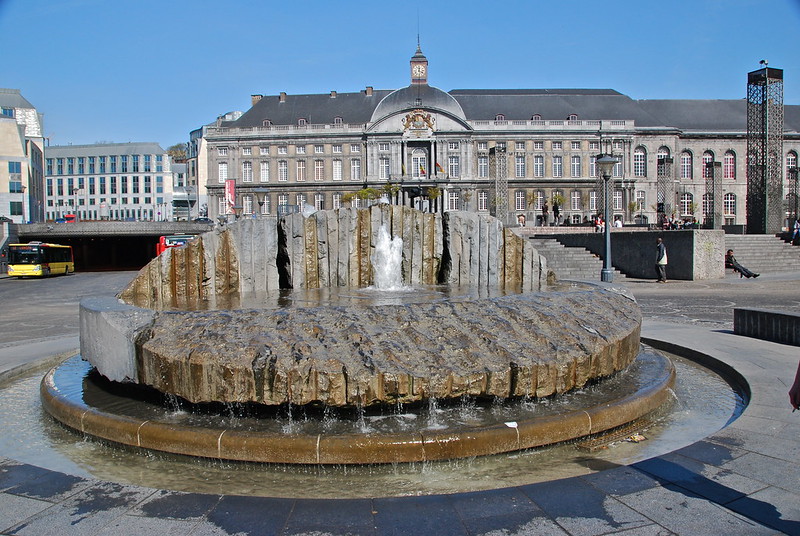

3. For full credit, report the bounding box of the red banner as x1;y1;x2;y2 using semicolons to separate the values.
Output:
225;179;236;214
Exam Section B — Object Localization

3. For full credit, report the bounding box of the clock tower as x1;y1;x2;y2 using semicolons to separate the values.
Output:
410;45;428;85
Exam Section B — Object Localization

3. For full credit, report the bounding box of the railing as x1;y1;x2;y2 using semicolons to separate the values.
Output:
19;221;214;237
468;119;633;130
206;123;367;137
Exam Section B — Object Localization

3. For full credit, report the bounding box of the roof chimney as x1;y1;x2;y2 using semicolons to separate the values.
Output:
330;91;337;98
365;86;373;97
251;94;263;106
279;92;287;103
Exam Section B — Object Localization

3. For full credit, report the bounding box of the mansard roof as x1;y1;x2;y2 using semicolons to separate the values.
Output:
45;142;166;157
231;89;393;128
0;88;35;109
224;85;800;135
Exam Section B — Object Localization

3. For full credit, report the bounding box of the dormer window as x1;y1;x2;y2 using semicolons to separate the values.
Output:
495;114;505;121
531;114;542;121
568;114;578;121
333;116;343;126
263;119;272;127
298;118;307;127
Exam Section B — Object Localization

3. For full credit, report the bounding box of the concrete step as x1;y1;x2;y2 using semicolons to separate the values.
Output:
528;237;625;281
724;234;800;273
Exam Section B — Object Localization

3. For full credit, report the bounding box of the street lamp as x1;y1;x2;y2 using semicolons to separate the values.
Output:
596;154;618;282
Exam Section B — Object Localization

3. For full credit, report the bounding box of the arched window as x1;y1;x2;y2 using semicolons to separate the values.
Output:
723;151;736;179
495;114;505;121
333;116;343;126
262;119;272;127
531;114;542;121
298;118;307;126
657;146;671;160
724;193;736;216
702;151;715;179
568;114;578;121
633;146;647;177
787;151;798;175
680;151;693;179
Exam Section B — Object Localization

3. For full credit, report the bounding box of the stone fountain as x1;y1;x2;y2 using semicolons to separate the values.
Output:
43;205;672;464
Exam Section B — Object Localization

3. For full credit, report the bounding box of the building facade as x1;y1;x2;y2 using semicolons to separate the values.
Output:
0;88;45;223
197;49;800;228
44;142;175;221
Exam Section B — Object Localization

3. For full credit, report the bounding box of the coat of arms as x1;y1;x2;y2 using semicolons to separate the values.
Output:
402;109;435;131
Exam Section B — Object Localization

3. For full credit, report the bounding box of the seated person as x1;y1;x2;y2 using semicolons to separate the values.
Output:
725;249;759;278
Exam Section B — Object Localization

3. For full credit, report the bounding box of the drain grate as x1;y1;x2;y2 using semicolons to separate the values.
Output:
575;418;654;452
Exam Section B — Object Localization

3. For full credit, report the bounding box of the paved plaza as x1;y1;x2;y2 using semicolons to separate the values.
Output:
0;270;799;535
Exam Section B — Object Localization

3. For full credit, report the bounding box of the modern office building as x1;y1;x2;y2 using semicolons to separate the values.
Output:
0;88;45;223
195;48;800;228
44;142;175;221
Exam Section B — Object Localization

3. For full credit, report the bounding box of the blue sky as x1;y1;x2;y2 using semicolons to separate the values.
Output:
2;0;799;149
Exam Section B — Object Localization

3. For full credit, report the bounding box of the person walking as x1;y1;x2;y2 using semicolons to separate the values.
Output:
655;237;668;283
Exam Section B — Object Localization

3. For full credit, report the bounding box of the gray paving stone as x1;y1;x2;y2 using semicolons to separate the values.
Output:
4;481;157;535
0;493;54;533
616;484;777;535
722;451;800;492
726;485;800;536
93;514;201;535
522;479;651;536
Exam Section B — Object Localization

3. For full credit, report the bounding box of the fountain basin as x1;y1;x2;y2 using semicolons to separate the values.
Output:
41;350;674;464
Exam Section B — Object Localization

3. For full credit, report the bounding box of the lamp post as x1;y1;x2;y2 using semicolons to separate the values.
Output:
596;154;618;282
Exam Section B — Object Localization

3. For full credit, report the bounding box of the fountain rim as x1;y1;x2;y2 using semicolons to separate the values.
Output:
39;352;675;465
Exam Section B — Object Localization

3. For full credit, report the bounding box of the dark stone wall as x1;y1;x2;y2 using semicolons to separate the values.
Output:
734;308;800;346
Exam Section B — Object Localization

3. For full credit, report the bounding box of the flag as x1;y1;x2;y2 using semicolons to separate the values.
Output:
436;162;444;173
402;164;406;176
420;164;426;175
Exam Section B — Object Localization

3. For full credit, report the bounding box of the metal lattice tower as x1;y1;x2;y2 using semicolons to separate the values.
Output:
491;146;508;224
705;161;723;228
656;157;674;227
746;65;784;234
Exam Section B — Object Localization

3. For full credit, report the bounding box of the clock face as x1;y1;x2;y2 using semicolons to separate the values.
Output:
412;64;426;77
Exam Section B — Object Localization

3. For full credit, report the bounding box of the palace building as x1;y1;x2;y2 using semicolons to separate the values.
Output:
194;47;800;228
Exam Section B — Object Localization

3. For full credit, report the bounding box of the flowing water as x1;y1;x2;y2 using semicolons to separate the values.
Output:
0;350;744;499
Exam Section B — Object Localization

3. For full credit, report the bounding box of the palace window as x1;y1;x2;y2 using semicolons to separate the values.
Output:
448;191;460;211
552;156;562;178
314;159;324;181
478;191;489;211
350;158;361;181
260;161;269;182
571;141;581;150
379;157;390;179
533;141;544;150
448;156;460;177
702;151;715;179
534;155;544;177
448;141;459;150
552;141;562;150
242;161;253;182
218;162;228;183
633;147;647;177
724;193;736;215
723;151;736;179
571;155;581;178
332;159;342;181
515;141;525;151
296;160;306;181
571;190;582;210
680;151;693;179
515;155;526;178
515;191;526;211
478;155;489;178
278;161;288;181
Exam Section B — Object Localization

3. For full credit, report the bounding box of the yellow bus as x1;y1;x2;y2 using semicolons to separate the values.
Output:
7;242;75;277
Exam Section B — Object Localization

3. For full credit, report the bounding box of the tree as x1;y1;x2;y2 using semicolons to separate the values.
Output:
167;144;187;161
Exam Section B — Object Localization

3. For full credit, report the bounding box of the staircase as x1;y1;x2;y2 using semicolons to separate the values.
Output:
724;234;800;274
528;237;624;281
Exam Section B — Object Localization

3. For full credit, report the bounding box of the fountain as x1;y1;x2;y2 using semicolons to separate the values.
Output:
42;205;674;465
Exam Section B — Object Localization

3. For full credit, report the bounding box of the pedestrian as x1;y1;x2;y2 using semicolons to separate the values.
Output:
725;249;759;278
792;218;800;243
613;217;623;228
552;203;560;226
790;360;800;410
517;213;526;227
655;237;667;283
542;202;549;226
